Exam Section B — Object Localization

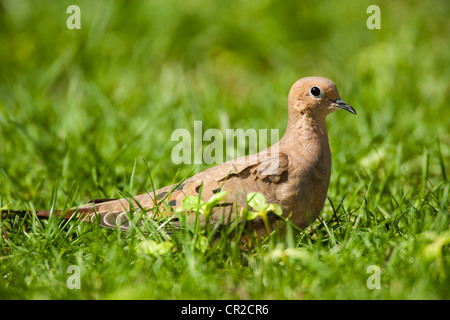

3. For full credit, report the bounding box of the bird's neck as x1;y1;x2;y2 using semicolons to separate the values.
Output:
280;114;331;164
282;113;328;143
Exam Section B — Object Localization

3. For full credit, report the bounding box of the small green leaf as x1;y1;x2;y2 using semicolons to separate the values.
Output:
246;192;268;211
204;191;228;209
246;210;259;221
201;191;228;219
268;203;283;217
194;235;210;254
138;240;173;256
422;231;450;261
176;195;204;213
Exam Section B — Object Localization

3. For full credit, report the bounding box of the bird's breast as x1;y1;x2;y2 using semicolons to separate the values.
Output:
284;146;331;228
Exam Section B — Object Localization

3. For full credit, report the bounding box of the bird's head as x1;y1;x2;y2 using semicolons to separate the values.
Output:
288;77;356;117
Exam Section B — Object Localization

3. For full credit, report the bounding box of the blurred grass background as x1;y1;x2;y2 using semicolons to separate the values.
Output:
0;0;449;299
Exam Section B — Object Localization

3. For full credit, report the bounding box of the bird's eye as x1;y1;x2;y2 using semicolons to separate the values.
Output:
309;86;324;98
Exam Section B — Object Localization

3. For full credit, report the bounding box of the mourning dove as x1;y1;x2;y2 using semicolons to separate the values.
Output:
2;77;356;240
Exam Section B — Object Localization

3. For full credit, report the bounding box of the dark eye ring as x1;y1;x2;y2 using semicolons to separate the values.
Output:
309;86;324;98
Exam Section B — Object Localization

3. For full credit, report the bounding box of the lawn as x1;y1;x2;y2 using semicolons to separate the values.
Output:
0;0;449;299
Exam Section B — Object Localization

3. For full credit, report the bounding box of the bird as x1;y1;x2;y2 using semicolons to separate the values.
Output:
2;76;356;241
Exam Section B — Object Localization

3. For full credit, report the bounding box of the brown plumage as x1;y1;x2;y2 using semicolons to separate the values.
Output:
2;77;356;239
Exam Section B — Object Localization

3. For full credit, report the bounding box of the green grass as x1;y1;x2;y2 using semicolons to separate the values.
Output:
0;0;449;299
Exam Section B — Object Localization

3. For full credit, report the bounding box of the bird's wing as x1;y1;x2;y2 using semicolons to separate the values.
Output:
139;150;291;231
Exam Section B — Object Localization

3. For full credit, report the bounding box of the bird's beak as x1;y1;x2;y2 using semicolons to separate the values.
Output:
331;99;356;115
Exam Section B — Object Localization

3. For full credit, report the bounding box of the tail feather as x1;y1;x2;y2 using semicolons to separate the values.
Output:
2;209;48;219
1;207;94;221
1;206;150;229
